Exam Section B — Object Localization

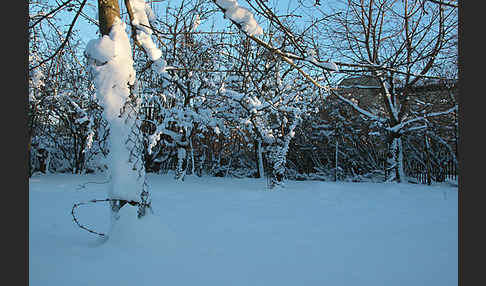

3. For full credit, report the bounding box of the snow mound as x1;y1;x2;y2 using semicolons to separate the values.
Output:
107;206;177;249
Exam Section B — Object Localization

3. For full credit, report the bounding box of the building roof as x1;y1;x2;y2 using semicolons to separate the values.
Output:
338;76;381;89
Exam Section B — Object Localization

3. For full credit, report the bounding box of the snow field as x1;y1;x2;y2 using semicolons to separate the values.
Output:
29;173;457;286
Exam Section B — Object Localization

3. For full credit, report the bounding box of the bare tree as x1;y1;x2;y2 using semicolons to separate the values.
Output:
317;0;458;182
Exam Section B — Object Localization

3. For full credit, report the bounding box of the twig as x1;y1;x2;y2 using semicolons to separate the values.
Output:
29;0;75;29
29;0;88;71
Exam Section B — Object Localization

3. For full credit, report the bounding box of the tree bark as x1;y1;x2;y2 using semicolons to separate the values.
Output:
98;0;121;36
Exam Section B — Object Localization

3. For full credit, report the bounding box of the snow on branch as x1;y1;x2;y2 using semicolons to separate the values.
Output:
211;1;337;91
333;91;387;124
125;0;167;73
386;105;458;133
214;0;263;36
423;105;458;118
373;72;400;123
406;124;428;133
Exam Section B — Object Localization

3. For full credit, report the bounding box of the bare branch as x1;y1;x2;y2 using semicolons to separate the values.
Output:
425;0;458;8
29;0;88;71
29;0;75;30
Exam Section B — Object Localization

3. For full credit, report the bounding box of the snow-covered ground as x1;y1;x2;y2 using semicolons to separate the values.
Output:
29;173;457;286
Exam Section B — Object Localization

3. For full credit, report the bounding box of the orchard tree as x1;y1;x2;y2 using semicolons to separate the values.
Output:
317;0;458;182
84;0;160;223
216;35;321;188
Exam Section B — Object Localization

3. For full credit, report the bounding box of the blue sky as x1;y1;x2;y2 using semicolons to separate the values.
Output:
51;0;332;45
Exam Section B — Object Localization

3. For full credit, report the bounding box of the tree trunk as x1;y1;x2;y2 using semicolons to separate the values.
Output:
255;139;264;178
45;149;51;174
268;143;286;189
175;146;187;181
190;138;195;175
335;139;339;182
98;0;123;218
389;136;405;183
425;134;432;185
98;0;121;36
94;0;151;220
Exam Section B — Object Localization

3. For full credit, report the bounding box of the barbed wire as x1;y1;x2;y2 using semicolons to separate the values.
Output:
71;197;150;237
72;198;113;237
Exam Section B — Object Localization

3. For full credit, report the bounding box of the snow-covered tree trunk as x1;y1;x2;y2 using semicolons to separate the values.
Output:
267;134;295;188
267;144;286;188
386;136;405;183
189;138;195;175
267;113;301;189
197;151;205;177
175;146;187;181
376;72;406;184
256;139;264;178
424;134;432;185
335;139;339;182
395;137;405;183
45;149;52;174
86;0;151;223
